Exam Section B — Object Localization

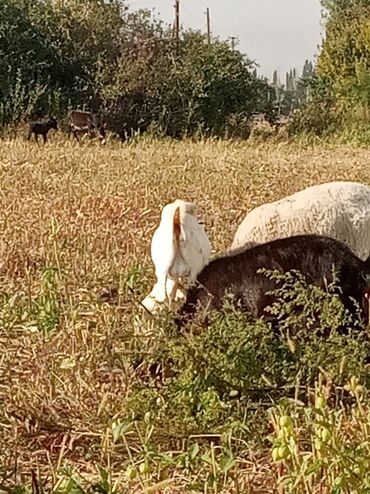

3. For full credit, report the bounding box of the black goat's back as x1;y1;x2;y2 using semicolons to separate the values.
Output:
179;234;370;324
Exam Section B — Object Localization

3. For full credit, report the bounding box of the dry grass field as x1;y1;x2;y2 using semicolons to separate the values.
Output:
1;137;370;493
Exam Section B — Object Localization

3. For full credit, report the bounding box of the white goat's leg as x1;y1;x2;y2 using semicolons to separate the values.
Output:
174;280;186;301
153;273;168;303
174;274;190;302
165;277;179;304
141;272;182;314
141;272;168;314
141;284;164;314
175;287;186;301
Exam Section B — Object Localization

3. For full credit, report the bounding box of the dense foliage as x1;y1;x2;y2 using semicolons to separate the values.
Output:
290;0;370;139
131;271;370;438
318;0;370;104
0;0;275;138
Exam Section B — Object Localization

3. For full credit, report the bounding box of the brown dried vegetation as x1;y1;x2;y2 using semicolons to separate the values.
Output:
1;138;370;492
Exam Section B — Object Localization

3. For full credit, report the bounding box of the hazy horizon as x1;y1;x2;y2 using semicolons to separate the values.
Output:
128;0;323;80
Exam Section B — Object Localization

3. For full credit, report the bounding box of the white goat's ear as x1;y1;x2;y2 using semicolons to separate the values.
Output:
173;206;182;242
184;202;197;216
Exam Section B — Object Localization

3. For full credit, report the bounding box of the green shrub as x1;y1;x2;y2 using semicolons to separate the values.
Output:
288;100;341;137
270;377;370;493
126;272;370;447
289;0;370;142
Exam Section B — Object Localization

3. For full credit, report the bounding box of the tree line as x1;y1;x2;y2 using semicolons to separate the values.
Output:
0;0;279;138
2;0;365;140
291;0;370;138
271;60;314;116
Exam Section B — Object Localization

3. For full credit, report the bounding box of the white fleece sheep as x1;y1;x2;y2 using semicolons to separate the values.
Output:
231;181;370;260
142;199;212;314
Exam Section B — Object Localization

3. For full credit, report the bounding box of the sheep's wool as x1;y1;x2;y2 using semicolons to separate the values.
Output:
231;181;370;260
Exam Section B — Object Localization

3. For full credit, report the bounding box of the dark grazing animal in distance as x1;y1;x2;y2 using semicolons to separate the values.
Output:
69;110;106;144
177;234;370;327
27;118;58;144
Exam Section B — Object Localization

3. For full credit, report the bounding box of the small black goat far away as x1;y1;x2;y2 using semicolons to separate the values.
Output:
27;118;58;144
176;234;370;328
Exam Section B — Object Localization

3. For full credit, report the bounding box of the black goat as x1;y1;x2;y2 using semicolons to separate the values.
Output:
177;235;370;328
27;118;58;144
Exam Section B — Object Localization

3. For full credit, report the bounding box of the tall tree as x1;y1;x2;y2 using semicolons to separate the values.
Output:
273;70;278;86
317;0;370;103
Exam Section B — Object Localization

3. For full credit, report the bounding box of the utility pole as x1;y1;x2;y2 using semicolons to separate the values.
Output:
174;0;180;39
206;7;211;45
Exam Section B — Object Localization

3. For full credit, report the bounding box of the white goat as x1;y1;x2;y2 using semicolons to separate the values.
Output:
142;199;212;314
231;181;370;260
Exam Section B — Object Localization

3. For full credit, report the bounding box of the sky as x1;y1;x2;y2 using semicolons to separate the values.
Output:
127;0;323;80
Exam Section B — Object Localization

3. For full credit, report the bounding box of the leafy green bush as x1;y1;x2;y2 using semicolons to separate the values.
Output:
126;272;370;446
0;0;125;125
288;100;341;137
97;30;273;138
